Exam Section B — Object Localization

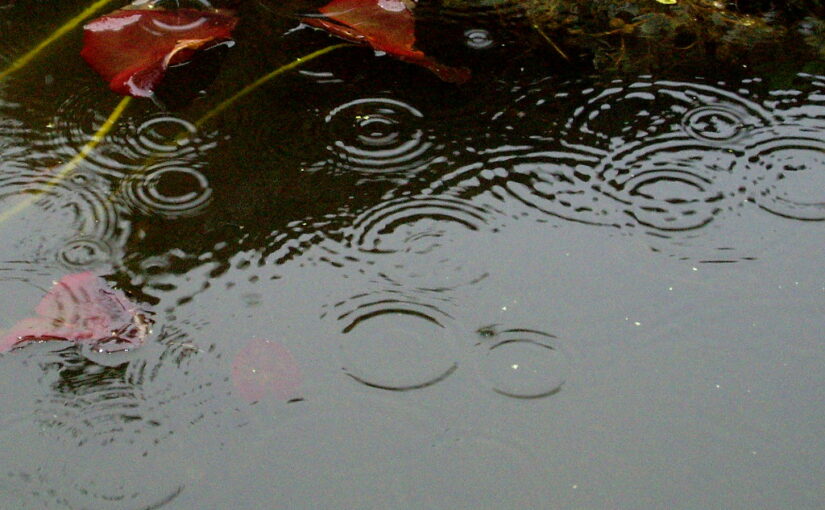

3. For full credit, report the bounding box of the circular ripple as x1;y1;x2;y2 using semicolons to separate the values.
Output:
595;137;741;231
43;89;133;177
337;195;492;291
745;126;825;221
681;104;752;143
0;345;186;508
56;237;114;269
120;163;212;218
123;114;199;160
491;151;618;227
475;326;568;399
334;293;458;391
55;168;126;241
346;195;490;254
0;166;127;254
323;97;437;175
564;78;774;149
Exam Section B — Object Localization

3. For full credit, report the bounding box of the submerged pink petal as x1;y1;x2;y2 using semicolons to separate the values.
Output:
231;338;302;403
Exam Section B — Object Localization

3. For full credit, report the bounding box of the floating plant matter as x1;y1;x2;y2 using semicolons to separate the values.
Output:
303;0;470;83
81;7;238;97
0;272;152;353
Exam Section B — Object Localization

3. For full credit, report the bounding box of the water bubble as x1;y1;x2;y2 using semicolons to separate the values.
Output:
121;163;212;218
474;327;568;399
464;28;494;50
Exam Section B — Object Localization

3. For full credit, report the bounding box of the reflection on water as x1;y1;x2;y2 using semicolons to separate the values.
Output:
0;2;824;507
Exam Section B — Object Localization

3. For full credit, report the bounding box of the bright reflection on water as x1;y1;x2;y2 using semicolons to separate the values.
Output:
1;2;824;508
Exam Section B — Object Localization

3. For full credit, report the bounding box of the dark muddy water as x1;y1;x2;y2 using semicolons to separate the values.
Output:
1;1;824;508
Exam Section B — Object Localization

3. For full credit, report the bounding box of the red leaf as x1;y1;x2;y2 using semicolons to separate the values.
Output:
81;8;238;97
231;338;302;403
0;272;152;353
303;0;470;83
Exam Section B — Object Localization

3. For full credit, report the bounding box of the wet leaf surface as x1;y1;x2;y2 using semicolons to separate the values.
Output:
303;0;470;83
80;7;238;97
0;272;151;353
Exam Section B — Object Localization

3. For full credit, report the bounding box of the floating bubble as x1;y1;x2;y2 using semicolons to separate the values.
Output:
464;28;494;50
475;327;568;399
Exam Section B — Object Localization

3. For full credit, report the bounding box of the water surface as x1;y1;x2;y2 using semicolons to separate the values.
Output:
0;1;823;508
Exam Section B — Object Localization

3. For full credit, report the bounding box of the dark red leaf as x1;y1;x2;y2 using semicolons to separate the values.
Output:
303;0;470;83
0;272;152;353
81;8;238;97
231;338;302;403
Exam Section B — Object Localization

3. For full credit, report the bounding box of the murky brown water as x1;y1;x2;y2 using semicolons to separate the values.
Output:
1;1;824;508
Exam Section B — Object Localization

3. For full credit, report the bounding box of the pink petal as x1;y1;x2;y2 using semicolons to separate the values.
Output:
0;272;151;353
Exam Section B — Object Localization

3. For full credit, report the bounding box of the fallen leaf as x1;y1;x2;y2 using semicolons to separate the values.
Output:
231;338;302;403
81;7;238;97
303;0;470;83
0;272;152;353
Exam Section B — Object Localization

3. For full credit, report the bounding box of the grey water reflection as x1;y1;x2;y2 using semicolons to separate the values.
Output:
1;3;824;507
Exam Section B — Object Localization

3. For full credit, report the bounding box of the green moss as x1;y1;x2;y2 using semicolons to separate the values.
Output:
485;0;825;72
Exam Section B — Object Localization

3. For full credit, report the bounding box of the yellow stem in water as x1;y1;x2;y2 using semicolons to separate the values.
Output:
194;43;350;128
0;0;118;82
111;44;350;203
0;96;132;225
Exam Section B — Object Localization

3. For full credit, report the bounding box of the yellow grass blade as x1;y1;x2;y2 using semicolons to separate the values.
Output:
0;96;131;225
0;0;117;81
194;43;350;128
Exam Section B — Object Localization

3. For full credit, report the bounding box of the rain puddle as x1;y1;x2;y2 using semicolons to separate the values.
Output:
0;1;823;508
